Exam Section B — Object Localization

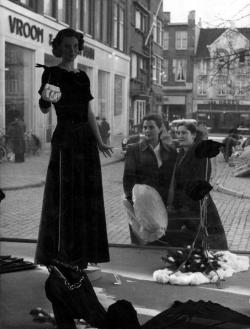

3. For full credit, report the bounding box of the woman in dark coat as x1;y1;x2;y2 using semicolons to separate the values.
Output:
171;121;228;250
35;28;112;269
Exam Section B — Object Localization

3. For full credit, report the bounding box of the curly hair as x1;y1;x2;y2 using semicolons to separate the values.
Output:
142;113;163;129
52;28;84;58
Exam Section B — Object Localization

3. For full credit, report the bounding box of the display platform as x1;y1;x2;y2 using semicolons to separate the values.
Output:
1;242;250;328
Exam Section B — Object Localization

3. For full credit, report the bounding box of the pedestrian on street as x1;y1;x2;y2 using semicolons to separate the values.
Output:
99;117;111;145
172;121;228;250
35;28;113;328
7;114;26;163
123;113;177;245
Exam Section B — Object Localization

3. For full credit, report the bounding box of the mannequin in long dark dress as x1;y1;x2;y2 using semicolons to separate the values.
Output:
35;65;110;268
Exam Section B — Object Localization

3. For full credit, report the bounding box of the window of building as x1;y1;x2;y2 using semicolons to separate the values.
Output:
153;18;162;45
199;60;208;74
217;75;227;95
173;59;187;81
235;75;247;95
163;31;169;50
131;53;137;79
98;70;110;119
93;0;108;42
135;9;145;32
197;76;208;95
5;43;33;130
134;100;146;125
113;3;125;51
12;0;38;11
152;56;162;85
44;0;56;17
175;31;187;49
119;7;124;51
162;59;168;83
76;0;90;34
58;0;71;24
94;0;101;40
114;75;124;116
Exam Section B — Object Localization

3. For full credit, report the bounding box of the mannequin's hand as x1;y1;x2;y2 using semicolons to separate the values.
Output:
98;142;113;158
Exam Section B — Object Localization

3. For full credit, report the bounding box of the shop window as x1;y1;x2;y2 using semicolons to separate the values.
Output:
113;2;125;51
173;59;187;81
163;31;169;50
44;0;56;17
98;70;110;119
114;75;123;116
58;0;71;25
175;31;187;50
5;43;33;129
76;0;90;34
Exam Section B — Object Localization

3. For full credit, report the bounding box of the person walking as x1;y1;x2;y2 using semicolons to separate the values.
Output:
99;117;110;145
7;114;26;163
35;28;113;328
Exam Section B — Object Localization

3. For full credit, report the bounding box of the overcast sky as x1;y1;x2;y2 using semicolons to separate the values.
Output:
163;0;250;27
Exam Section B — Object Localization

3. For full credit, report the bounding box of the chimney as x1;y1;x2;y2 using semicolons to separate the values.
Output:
163;11;171;24
188;10;195;25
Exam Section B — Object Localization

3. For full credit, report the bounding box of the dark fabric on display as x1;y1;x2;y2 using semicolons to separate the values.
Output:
172;144;228;250
35;66;109;267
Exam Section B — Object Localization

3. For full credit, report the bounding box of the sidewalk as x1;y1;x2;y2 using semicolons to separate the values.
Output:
0;135;123;190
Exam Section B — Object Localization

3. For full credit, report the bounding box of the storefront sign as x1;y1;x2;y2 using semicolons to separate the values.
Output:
9;16;44;43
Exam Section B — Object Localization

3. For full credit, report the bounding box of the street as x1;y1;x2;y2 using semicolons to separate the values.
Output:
1;156;250;252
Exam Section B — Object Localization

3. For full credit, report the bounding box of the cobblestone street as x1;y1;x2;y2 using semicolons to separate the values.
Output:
1;151;250;252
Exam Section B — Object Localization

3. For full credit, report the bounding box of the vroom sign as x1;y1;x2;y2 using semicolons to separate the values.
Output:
9;15;44;43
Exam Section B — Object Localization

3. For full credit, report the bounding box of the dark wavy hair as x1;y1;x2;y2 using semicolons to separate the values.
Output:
142;113;163;129
176;121;197;135
52;28;84;58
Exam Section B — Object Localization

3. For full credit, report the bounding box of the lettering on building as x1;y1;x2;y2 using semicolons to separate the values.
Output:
9;16;44;43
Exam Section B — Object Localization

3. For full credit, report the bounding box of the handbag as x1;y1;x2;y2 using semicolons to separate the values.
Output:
41;71;61;103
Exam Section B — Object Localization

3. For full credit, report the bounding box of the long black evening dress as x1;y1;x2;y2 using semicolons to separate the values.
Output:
35;66;109;268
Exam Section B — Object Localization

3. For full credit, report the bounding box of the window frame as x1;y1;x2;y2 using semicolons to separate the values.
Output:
175;31;188;50
173;58;187;81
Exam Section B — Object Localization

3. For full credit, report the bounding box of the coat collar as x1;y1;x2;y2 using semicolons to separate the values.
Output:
139;140;171;152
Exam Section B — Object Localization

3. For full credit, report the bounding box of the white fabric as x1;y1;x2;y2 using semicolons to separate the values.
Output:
153;143;162;168
153;251;249;285
123;184;168;244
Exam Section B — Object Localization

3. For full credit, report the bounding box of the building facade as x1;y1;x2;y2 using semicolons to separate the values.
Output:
0;0;130;146
162;11;198;122
194;28;250;132
128;0;165;133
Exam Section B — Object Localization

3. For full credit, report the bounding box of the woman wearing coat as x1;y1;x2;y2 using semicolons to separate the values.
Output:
171;121;228;250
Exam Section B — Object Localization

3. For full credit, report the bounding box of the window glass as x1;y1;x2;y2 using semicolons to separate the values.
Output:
113;3;118;48
94;0;101;40
131;53;137;79
58;0;70;24
119;7;124;51
217;75;227;95
102;0;108;43
198;76;208;95
163;31;169;50
5;43;33;130
176;31;188;49
98;70;110;119
173;58;187;81
44;0;56;17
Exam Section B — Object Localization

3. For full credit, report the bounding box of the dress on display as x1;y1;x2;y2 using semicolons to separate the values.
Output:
35;66;110;268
